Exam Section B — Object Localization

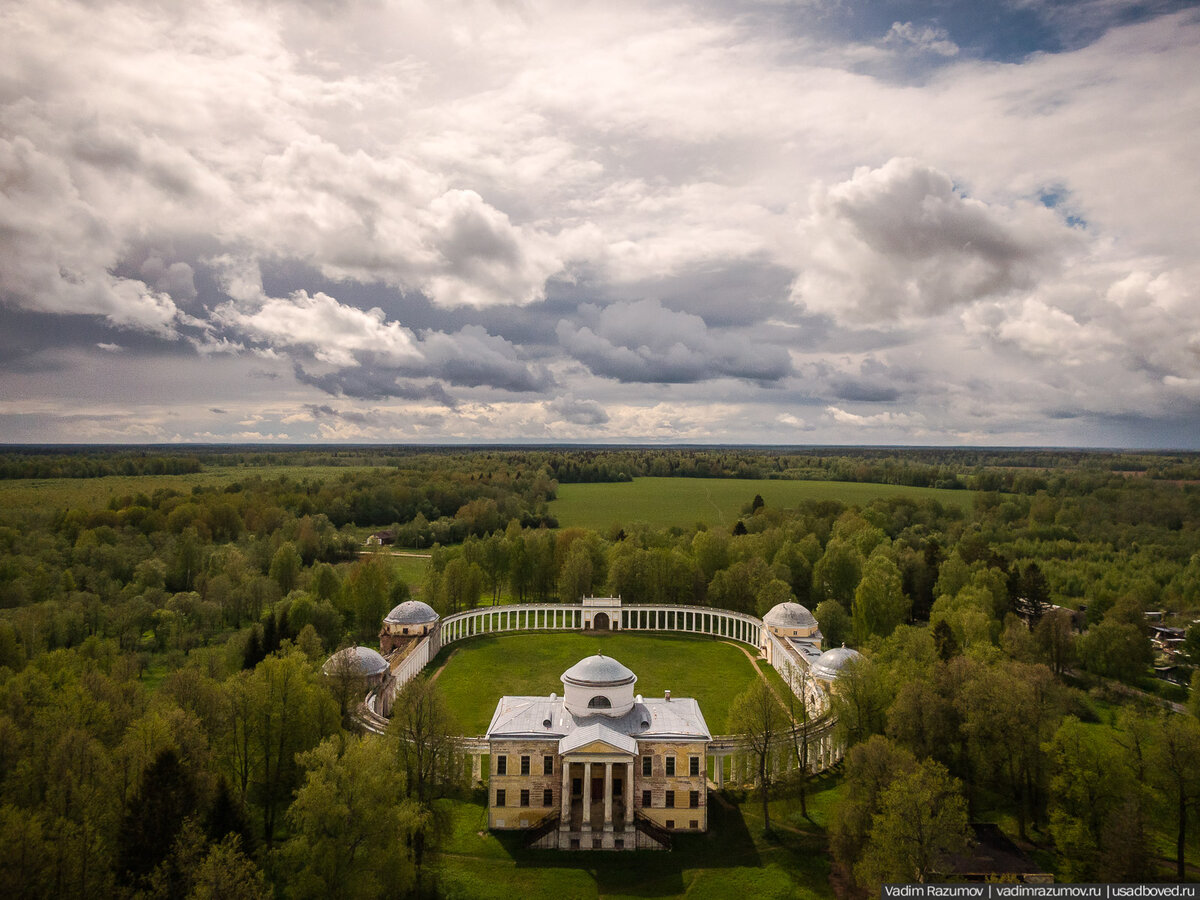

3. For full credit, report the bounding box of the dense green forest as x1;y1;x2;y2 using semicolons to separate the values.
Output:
2;446;1200;896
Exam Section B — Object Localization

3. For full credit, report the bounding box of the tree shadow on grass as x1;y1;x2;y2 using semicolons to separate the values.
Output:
492;793;763;898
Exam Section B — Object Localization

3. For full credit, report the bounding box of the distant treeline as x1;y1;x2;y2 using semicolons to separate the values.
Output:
542;447;1200;489
3;445;1200;486
0;453;203;479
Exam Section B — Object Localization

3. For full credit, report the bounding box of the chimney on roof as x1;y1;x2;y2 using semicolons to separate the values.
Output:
664;690;671;701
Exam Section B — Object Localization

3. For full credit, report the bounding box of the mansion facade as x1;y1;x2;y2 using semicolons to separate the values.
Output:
485;653;710;850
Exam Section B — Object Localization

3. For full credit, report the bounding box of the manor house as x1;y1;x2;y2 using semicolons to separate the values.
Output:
485;653;710;850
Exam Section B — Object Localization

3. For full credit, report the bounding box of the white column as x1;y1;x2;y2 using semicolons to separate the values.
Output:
716;755;725;788
603;762;613;831
582;762;592;831
472;753;481;782
624;761;633;830
560;761;571;829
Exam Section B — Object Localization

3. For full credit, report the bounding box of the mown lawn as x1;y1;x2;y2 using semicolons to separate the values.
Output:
549;477;973;531
429;774;842;900
430;631;770;736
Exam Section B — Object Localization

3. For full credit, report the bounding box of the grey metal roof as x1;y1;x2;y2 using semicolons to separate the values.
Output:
322;645;390;677
788;636;825;663
811;646;863;680
384;600;439;625
560;654;637;687
486;696;710;743
763;601;817;629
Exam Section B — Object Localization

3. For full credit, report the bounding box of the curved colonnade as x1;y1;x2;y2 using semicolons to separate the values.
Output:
361;602;844;787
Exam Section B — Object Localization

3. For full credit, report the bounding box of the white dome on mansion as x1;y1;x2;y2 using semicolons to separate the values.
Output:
561;654;638;717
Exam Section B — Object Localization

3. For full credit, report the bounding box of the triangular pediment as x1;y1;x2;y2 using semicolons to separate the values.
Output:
558;722;638;756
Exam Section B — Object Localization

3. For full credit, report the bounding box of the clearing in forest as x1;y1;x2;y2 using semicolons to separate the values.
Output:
550;476;972;531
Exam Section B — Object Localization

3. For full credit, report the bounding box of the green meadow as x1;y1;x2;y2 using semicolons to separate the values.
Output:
429;631;774;736
549;476;973;531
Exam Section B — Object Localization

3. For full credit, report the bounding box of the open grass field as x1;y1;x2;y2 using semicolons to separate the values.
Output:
549;476;973;531
430;771;842;900
429;631;770;736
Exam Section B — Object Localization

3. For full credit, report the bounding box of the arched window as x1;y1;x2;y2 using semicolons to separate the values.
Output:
587;695;612;709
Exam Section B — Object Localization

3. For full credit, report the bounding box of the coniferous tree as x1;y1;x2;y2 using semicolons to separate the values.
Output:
206;777;255;853
262;612;280;656
117;748;197;885
242;624;265;670
1020;562;1051;622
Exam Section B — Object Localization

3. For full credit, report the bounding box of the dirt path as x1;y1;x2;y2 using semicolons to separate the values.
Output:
703;486;725;525
357;550;433;558
720;640;795;719
428;648;458;684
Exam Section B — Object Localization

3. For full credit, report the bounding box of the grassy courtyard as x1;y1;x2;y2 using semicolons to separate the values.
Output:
429;631;782;736
429;772;843;900
549;476;973;531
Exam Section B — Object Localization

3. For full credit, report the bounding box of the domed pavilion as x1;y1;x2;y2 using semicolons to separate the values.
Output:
321;645;390;689
761;601;824;668
810;645;864;682
379;599;439;653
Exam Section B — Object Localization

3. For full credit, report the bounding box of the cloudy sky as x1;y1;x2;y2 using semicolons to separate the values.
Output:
2;0;1199;446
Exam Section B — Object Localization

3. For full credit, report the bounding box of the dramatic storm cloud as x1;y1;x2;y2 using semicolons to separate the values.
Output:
2;0;1199;445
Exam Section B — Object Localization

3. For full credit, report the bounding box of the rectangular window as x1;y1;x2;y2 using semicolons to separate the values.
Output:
544;755;554;775
543;788;553;807
521;755;530;776
520;789;530;807
496;756;507;775
665;790;675;808
642;790;652;807
665;756;675;776
496;789;506;807
689;756;700;777
642;755;652;777
666;819;675;829
690;790;700;808
690;820;699;830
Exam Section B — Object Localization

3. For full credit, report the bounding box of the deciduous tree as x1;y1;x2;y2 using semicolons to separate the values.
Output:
856;760;969;887
282;735;425;900
729;678;784;834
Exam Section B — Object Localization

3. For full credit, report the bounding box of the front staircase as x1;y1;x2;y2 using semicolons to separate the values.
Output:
524;814;561;848
633;812;672;850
